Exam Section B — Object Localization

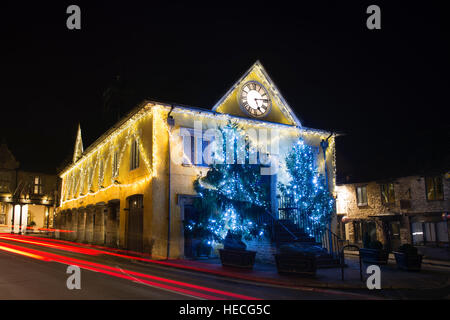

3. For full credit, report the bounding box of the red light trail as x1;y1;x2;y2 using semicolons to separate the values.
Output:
0;236;259;300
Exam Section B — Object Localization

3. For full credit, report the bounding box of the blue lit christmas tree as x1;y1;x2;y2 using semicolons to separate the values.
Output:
190;123;269;242
279;139;334;231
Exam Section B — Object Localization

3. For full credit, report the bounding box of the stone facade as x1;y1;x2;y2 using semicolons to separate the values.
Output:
336;173;450;251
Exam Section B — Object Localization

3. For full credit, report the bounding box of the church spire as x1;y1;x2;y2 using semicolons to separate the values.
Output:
73;123;84;163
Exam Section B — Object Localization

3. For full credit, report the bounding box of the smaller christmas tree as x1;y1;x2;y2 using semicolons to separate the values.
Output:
279;138;334;233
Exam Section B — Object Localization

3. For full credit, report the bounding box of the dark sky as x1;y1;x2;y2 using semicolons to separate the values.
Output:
1;1;449;181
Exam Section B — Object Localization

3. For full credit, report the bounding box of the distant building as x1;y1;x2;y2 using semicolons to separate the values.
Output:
336;172;450;257
0;141;58;233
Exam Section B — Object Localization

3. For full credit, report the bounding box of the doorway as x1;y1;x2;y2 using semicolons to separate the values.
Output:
183;204;198;258
382;220;401;252
126;195;143;252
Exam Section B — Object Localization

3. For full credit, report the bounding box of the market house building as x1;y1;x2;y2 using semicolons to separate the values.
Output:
0;141;58;233
335;172;450;258
56;61;337;259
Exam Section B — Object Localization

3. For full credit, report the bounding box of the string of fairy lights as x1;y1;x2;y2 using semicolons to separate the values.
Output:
60;103;336;207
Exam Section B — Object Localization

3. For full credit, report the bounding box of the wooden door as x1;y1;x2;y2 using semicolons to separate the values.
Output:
127;195;143;252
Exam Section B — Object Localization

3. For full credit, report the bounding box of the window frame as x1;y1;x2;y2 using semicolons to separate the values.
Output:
33;175;43;195
355;185;368;207
425;175;444;201
130;139;140;171
181;128;213;167
98;159;105;187
380;182;395;205
112;150;119;178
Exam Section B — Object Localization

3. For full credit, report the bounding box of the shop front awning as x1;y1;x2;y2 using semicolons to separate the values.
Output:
368;213;402;221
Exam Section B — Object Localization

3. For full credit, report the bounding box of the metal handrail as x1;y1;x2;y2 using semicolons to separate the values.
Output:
263;209;298;241
320;225;344;258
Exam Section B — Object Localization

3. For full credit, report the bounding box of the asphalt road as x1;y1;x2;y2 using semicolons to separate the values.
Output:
0;234;394;300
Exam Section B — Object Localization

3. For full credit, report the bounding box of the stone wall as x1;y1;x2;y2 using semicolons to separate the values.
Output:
245;238;277;264
336;173;450;247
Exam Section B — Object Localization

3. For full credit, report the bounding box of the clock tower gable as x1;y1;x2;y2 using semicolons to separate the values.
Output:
212;61;301;127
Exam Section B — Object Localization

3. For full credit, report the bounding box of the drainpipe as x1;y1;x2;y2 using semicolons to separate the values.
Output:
320;133;333;255
320;133;333;190
18;204;23;235
166;107;175;259
11;204;15;234
11;168;18;234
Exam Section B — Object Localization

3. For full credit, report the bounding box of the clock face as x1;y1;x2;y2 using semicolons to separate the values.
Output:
238;81;271;118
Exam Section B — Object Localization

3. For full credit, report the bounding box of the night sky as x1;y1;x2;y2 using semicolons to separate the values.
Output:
2;1;449;182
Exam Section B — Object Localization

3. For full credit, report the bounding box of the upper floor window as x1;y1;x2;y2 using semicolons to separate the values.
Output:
98;160;104;187
112;151;119;178
87;167;94;190
130;139;140;170
33;176;43;194
0;173;10;193
181;128;213;167
425;175;444;201
380;183;395;204
356;185;368;206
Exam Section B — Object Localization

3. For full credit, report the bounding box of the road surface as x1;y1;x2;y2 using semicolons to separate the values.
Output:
0;233;419;300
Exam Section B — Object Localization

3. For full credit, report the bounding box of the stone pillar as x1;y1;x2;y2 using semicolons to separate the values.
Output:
106;201;120;248
93;204;106;245
65;210;72;241
61;211;68;240
85;206;95;244
54;211;61;239
77;207;86;243
71;209;78;242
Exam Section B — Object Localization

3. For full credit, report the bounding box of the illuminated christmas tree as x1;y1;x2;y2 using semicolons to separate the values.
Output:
191;123;269;242
279;139;334;231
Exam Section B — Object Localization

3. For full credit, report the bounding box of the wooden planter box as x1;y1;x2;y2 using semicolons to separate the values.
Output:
219;249;256;269
359;248;389;265
394;252;423;271
274;253;317;276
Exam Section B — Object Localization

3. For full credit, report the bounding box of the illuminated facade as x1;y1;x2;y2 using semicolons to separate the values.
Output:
57;61;337;259
0;141;57;233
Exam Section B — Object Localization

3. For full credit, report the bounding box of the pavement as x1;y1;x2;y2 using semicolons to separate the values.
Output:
156;255;450;291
